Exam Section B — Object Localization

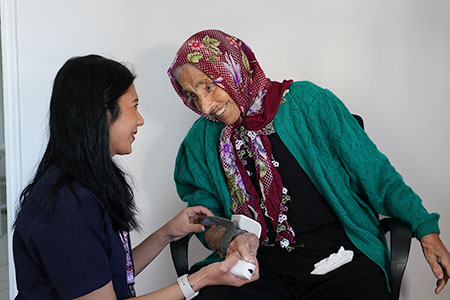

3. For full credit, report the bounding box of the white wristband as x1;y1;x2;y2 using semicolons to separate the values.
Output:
177;274;199;300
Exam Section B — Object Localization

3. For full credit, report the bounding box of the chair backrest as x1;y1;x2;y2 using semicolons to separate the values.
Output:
352;114;364;130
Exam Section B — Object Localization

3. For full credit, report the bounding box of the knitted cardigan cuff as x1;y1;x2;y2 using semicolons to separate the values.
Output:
413;213;440;239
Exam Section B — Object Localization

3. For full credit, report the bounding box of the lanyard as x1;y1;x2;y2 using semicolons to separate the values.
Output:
119;231;136;297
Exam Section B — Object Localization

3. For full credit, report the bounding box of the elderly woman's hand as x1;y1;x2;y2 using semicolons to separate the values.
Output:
419;233;450;294
226;232;259;264
162;206;214;242
203;222;260;264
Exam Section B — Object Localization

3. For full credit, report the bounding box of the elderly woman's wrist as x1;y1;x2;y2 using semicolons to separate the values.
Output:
204;226;227;256
205;228;249;257
230;229;248;242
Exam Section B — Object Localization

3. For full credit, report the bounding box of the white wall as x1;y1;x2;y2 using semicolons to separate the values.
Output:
2;0;450;299
0;28;4;145
0;25;5;178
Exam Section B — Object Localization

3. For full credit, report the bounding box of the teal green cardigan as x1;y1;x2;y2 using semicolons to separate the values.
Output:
174;81;440;289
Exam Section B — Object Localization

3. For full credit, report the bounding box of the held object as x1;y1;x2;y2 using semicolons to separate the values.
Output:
201;215;261;279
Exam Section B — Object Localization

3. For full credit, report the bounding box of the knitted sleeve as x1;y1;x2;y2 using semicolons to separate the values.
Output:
316;86;439;238
174;118;231;245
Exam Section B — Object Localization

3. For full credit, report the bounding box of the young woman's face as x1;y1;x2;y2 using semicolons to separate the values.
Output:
109;83;144;157
175;64;241;125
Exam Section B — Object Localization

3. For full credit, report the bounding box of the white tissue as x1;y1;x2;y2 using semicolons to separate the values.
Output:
310;246;354;275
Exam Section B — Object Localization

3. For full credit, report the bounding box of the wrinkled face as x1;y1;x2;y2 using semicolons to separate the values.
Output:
175;64;241;125
109;83;144;157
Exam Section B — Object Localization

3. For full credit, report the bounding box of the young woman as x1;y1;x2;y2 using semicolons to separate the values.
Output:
13;55;257;300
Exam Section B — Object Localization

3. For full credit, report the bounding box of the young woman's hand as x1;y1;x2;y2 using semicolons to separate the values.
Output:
71;253;259;300
162;206;214;242
188;252;260;291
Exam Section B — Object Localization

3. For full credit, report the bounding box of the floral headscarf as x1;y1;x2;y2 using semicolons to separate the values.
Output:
168;29;296;248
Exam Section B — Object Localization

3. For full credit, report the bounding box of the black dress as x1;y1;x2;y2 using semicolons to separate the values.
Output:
196;133;389;300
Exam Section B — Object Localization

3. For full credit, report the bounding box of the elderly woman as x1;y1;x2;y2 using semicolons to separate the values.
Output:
168;30;450;299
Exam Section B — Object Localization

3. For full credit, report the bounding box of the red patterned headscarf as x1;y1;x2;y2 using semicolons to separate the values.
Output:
168;29;295;248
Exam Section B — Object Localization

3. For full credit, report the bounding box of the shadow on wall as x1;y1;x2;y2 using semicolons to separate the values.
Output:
132;44;199;203
121;45;212;290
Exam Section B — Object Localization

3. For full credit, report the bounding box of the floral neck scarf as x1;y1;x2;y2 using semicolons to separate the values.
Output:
168;29;296;247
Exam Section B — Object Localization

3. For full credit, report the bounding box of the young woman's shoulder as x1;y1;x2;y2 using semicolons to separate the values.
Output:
15;165;105;239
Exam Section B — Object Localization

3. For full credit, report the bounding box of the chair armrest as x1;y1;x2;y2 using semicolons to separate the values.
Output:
380;217;412;300
170;233;194;277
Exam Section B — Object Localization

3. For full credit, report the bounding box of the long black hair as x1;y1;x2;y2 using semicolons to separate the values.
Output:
16;55;139;232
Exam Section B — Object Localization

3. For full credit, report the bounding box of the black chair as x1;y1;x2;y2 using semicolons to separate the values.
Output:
171;115;412;300
380;217;412;300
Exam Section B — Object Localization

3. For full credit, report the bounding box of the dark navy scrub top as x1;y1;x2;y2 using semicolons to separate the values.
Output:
13;165;130;299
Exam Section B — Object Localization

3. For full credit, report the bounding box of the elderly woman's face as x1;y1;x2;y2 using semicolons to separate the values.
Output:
175;64;241;125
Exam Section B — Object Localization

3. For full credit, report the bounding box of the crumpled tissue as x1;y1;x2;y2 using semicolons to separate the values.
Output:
310;246;354;275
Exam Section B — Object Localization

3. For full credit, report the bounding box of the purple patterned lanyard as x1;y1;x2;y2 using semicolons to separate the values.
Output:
119;231;136;297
